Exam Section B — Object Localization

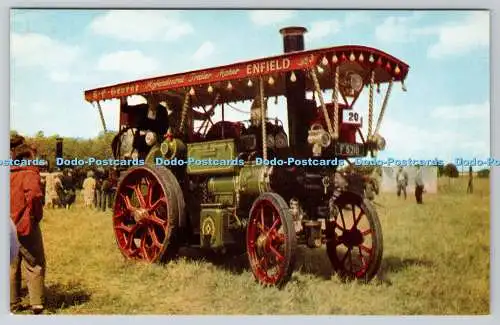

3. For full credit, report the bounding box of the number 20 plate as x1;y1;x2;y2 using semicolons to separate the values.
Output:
342;110;363;126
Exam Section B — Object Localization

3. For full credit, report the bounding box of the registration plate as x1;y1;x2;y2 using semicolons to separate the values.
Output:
334;142;366;156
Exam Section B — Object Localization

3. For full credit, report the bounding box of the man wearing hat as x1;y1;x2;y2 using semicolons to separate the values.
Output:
10;135;46;314
82;170;96;208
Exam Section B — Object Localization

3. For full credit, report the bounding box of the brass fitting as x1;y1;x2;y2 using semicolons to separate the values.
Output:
307;124;332;157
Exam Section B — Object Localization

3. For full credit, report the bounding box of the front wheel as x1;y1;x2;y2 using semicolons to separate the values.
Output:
112;166;184;263
326;192;383;282
246;192;297;288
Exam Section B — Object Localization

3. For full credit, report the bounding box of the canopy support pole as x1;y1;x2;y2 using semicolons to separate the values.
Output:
332;65;340;139
374;78;393;135
95;101;107;133
310;67;336;139
178;92;191;135
367;70;375;139
259;77;267;161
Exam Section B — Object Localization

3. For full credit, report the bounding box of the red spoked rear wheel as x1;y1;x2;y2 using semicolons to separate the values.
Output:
113;166;184;263
246;192;296;287
326;192;383;281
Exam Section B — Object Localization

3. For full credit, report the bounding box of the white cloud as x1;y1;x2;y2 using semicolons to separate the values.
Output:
374;12;489;59
374;14;421;43
306;20;341;41
48;71;88;83
430;101;489;120
11;32;80;68
97;50;159;75
89;10;194;42
49;71;71;83
192;41;215;61
381;118;475;160
344;11;372;27
377;104;489;160
249;10;295;26
427;12;489;59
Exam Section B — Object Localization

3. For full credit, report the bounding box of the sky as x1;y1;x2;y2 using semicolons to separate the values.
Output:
10;9;490;162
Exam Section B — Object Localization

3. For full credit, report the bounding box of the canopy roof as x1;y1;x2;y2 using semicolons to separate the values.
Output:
84;45;409;107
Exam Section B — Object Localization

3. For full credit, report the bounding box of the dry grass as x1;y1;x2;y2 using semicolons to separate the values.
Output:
14;177;490;315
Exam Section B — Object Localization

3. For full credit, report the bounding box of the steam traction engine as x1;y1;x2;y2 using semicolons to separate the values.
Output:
84;27;409;287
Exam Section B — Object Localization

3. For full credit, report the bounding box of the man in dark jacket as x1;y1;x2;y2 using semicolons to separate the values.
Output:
61;169;76;209
10;136;46;314
101;171;111;212
94;171;103;209
415;166;425;204
396;167;409;199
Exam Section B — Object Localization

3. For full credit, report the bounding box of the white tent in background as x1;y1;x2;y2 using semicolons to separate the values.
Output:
381;166;438;194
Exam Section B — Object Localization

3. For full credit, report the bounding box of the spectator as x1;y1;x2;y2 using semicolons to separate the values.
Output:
396;167;408;199
108;169;119;209
101;171;112;212
467;166;474;194
61;169;76;209
10;136;46;314
415;166;425;204
82;171;96;208
364;176;376;201
54;173;64;208
44;171;61;208
95;173;103;210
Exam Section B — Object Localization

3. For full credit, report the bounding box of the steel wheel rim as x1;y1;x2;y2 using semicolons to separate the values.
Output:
332;202;376;278
113;168;170;262
247;199;288;285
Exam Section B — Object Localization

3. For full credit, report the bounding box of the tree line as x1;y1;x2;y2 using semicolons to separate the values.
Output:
10;130;118;170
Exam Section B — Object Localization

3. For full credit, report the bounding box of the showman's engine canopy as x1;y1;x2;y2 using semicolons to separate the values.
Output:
84;26;409;287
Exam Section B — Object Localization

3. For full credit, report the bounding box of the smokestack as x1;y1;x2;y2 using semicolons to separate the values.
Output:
56;137;63;160
280;26;307;53
279;27;309;154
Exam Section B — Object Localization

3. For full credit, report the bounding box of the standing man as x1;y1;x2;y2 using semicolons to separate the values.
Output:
44;172;55;208
45;171;62;208
10;136;46;314
94;171;103;210
365;168;381;201
467;166;474;194
101;170;111;212
415;166;425;204
108;169;119;209
61;169;76;209
364;175;376;201
396;167;408;199
82;171;96;208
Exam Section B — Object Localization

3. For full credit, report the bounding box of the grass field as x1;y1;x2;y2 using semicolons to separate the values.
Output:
14;176;490;315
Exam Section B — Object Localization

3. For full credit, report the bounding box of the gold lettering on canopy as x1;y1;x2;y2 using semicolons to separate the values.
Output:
147;76;186;91
188;72;212;82
246;58;291;76
218;68;240;78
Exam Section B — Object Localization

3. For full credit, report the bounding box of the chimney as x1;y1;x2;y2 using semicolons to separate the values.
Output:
56;137;63;160
280;26;307;53
279;27;309;154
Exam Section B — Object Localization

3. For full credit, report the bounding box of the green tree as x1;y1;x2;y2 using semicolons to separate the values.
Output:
443;163;459;178
477;169;490;178
438;165;444;177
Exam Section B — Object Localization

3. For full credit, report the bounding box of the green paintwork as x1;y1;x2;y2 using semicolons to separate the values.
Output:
160;138;187;160
145;145;163;165
238;165;271;195
205;165;271;206
186;139;237;175
208;177;236;206
200;208;230;249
